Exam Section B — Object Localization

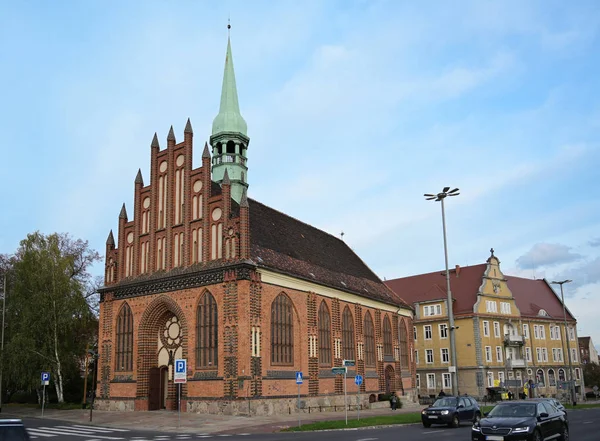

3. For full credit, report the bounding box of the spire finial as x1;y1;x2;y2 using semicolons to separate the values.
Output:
490;248;495;257
340;231;345;240
228;15;231;34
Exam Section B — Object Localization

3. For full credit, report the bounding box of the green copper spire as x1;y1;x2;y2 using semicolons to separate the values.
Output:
211;36;247;136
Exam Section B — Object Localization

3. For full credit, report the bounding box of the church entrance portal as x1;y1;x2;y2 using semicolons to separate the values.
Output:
385;365;396;394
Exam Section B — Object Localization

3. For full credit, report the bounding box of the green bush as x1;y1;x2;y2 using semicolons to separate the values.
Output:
9;391;37;404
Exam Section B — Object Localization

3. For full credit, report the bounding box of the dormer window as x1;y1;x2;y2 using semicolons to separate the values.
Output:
538;309;549;317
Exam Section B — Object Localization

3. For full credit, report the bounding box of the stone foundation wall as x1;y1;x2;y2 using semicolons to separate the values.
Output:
94;399;135;412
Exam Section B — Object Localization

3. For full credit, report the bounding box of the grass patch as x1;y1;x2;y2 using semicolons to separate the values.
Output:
565;403;600;410
282;412;422;431
5;402;84;410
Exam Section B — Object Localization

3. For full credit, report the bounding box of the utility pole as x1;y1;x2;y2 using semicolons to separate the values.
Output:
551;280;577;406
0;275;6;413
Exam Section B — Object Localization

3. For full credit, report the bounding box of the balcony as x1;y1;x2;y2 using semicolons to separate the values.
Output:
504;334;525;346
506;358;527;369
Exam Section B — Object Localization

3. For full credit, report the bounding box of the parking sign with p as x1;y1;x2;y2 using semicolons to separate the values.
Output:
41;372;50;385
174;359;187;383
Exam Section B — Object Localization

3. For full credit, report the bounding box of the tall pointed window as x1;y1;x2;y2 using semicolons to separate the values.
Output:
399;318;409;369
318;301;331;366
342;306;355;361
383;316;392;357
364;312;375;367
196;292;218;368
115;303;133;371
271;293;294;365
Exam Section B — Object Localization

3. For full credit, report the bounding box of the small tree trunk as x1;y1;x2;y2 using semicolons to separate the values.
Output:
53;300;65;403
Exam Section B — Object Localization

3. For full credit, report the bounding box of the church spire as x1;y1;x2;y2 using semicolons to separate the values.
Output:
211;33;247;136
209;22;250;204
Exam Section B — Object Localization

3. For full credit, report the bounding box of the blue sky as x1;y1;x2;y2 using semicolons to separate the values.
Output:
1;1;599;349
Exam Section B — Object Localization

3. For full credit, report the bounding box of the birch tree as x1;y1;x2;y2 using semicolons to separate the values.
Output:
4;232;99;403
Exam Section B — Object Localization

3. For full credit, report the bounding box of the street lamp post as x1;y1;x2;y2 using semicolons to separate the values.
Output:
425;187;460;396
0;275;6;413
551;280;577;406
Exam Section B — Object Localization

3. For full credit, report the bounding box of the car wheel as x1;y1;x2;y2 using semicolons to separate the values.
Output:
533;429;543;441
559;425;569;441
449;414;459;428
473;412;481;423
422;422;431;428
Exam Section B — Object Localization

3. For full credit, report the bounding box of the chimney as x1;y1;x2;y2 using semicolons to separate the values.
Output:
455;264;461;277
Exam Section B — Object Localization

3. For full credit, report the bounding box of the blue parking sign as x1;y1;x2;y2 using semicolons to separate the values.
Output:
296;372;303;384
41;372;50;382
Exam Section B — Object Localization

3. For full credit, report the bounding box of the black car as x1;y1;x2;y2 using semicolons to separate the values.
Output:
529;398;568;423
421;395;481;428
0;419;30;441
472;400;568;441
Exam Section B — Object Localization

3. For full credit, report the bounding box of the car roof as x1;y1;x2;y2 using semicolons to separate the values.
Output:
0;419;24;425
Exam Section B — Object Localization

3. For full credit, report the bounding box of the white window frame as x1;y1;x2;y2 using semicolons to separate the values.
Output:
441;348;449;363
496;346;503;362
536;347;542;362
534;325;539;339
414;326;417;341
525;347;532;362
523;324;529;339
493;321;500;338
571;348;578;363
426;349;434;364
500;302;511;314
539;326;546;339
415;350;419;365
569;327;575;341
542;348;548;362
424;325;432;340
443;373;451;389
486;300;498;313
439;323;448;339
487;372;494;387
416;373;421;388
485;346;492;362
427;373;436;389
483;321;490;337
498;371;505;384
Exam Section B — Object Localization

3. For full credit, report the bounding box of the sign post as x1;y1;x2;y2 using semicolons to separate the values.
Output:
295;372;303;427
342;360;355;425
174;359;187;426
355;374;363;420
41;372;50;417
331;366;348;424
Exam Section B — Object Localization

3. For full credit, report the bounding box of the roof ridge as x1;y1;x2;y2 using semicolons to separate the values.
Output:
248;197;350;245
387;263;487;282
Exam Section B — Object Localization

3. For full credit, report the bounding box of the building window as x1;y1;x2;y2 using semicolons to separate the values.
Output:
571;348;578;363
426;349;434;364
439;323;448;339
558;368;566;382
483;321;490;337
493;322;500;338
487;372;494;387
569;327;575;341
500;302;511;314
525;347;532;362
423;304;442;317
414;326;417;340
383;316;393;357
536;369;545;386
414;350;419;365
498;371;505;385
115;303;133;372
342;307;355;361
364;312;375;366
496;346;503;362
486;301;497;313
539;326;546;339
416;374;420;388
441;348;449;363
575;368;581;380
196;292;218;368
318;301;331;366
485;346;492;362
443;373;451;389
424;325;432;340
399;318;409;369
548;369;556;386
271;293;294;365
523;324;529;339
427;373;436;389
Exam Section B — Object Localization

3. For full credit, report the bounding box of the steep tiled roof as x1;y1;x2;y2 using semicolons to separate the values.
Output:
385;264;575;320
248;199;409;307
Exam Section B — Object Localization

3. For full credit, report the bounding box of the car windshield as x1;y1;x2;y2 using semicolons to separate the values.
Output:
0;425;28;441
433;397;457;407
488;403;536;418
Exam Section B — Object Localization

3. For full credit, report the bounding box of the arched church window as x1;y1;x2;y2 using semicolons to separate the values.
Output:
196;292;218;368
399;318;409;369
364;312;375;367
115;303;133;372
271;293;294;365
342;306;355;361
318;301;331;366
383;316;393;357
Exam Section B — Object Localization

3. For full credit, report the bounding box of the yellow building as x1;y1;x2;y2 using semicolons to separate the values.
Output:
386;249;583;400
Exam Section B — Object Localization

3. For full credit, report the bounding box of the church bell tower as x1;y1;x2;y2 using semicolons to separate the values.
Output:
210;26;249;204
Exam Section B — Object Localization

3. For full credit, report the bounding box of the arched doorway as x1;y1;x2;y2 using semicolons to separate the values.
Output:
137;296;188;411
385;365;396;394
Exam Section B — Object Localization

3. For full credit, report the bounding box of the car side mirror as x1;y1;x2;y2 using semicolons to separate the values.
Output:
458;404;464;409
483;412;489;417
538;412;549;420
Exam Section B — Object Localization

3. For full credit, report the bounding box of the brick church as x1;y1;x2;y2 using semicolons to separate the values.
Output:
96;32;415;415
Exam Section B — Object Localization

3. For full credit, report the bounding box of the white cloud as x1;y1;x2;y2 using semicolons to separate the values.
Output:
516;243;583;270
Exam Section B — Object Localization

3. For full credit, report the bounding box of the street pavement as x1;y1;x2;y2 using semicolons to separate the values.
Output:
6;406;600;441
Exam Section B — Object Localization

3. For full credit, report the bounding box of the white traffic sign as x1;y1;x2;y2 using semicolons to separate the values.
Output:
174;359;187;384
296;371;303;384
41;372;50;386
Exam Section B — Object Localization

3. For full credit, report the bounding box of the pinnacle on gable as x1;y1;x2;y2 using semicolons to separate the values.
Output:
184;118;193;134
151;132;160;149
202;142;211;158
240;188;249;208
222;168;230;185
167;125;176;142
119;203;128;220
106;230;115;246
135;168;144;185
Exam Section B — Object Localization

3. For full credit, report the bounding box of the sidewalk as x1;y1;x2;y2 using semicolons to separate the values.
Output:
2;405;421;434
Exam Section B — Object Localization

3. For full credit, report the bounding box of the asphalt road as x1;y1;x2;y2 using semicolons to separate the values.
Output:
20;407;600;441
